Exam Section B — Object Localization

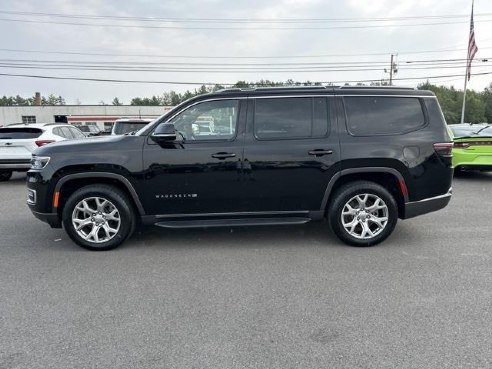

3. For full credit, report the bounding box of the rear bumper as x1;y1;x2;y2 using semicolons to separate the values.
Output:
456;164;492;172
0;158;31;169
402;188;452;219
30;209;62;228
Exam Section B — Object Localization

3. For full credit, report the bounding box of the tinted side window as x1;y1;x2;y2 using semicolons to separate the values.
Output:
344;97;425;136
60;127;74;139
52;128;63;137
69;127;86;139
254;97;329;139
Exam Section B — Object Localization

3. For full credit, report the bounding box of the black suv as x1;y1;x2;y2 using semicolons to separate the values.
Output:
26;86;453;250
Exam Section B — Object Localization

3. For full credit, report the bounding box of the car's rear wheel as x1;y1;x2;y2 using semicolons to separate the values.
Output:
62;185;136;251
328;181;398;247
0;170;12;182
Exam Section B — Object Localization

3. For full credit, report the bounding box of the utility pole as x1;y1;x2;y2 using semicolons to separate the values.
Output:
384;54;398;86
389;54;394;85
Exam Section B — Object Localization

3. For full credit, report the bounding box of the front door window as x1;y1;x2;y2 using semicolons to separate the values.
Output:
169;99;239;141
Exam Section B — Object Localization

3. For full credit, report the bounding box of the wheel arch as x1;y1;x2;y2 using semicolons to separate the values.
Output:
322;167;408;218
53;172;145;217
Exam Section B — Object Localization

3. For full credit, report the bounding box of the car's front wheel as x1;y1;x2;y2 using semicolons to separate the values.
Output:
62;185;136;251
0;170;12;182
328;181;398;247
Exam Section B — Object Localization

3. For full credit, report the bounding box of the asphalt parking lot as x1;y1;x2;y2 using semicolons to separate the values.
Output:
1;173;491;369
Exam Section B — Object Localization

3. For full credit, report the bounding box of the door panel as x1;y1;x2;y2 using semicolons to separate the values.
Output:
141;99;246;215
241;96;341;212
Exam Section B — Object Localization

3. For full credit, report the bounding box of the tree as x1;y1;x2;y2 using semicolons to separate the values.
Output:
464;90;486;123
112;97;122;106
483;83;492;123
40;94;66;105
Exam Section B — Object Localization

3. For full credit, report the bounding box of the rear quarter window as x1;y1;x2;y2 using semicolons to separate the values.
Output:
0;128;43;139
344;96;426;136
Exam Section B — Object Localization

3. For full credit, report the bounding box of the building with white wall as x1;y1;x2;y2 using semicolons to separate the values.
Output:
0;105;174;131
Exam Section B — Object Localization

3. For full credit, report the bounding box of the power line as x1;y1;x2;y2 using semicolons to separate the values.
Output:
1;46;491;59
1;9;492;23
1;57;489;67
1;17;491;30
1;62;490;73
0;56;489;73
1;71;491;85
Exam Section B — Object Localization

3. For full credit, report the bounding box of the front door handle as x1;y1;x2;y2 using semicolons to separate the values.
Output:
308;149;333;157
212;152;236;160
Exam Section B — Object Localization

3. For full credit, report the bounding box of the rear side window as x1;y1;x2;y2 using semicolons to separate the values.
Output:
69;127;86;139
53;128;63;137
344;97;425;136
0;128;43;139
254;97;329;139
60;127;74;139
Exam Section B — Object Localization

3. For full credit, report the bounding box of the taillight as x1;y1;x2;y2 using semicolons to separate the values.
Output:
35;140;55;147
453;142;470;149
433;143;453;157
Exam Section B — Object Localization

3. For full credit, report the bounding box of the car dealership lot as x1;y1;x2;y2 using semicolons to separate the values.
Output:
1;173;491;369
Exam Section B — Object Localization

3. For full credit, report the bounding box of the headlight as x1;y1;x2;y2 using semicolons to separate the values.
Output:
31;156;50;170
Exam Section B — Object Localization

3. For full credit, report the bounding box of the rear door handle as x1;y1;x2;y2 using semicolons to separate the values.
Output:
308;149;333;157
212;152;236;159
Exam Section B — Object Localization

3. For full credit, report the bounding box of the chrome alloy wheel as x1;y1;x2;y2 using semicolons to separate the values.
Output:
341;193;389;239
71;197;121;244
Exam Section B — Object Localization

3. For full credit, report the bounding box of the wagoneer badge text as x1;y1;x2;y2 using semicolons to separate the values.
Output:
155;194;198;199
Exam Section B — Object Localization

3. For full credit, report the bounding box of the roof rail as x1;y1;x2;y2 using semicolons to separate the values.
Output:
215;88;246;93
216;86;336;93
6;122;58;126
338;86;416;90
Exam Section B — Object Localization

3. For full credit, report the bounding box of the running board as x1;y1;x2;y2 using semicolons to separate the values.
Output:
155;217;311;229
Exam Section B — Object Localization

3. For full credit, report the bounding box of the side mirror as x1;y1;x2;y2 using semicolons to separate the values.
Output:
151;123;177;142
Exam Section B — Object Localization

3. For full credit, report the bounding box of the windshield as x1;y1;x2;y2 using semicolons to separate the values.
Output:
113;121;150;135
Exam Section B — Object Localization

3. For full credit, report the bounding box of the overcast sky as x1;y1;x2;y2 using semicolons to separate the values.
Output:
0;0;491;104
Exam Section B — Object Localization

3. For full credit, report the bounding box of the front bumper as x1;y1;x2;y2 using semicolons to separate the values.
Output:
402;188;452;219
30;209;62;228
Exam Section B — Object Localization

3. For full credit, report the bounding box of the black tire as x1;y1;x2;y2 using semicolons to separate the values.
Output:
453;167;469;177
0;170;12;182
328;181;398;247
62;184;136;251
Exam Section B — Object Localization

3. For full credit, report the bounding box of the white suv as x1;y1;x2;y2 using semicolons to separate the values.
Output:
0;123;85;181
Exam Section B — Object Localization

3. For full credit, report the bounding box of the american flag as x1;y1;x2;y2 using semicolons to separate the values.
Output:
467;0;478;81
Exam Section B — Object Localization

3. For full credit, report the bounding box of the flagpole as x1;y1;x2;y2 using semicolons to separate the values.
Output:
461;0;475;124
460;65;468;124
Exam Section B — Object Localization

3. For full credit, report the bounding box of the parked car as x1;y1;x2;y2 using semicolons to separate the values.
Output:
448;123;492;173
27;86;453;250
111;118;153;135
76;124;103;137
0;123;85;181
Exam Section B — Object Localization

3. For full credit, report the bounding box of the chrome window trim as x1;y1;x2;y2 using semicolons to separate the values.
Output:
164;97;247;124
252;94;434;99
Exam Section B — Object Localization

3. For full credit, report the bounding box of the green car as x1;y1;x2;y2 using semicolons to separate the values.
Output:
448;124;492;172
